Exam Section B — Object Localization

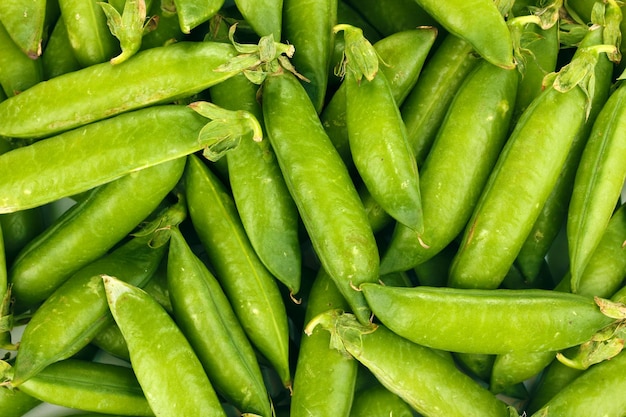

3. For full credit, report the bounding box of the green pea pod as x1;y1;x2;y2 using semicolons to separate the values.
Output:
10;198;185;385
401;33;481;165
58;0;120;66
173;0;224;34
349;383;414;417
448;25;615;289
139;0;184;50
0;384;41;417
234;0;282;39
0;0;47;58
361;284;617;354
0;224;12;350
262;69;379;324
343;0;439;36
490;350;555;395
9;157;185;310
282;0;337;113
0;19;43;96
0;41;239;139
184;154;291;388
103;275;226;416
307;310;516;417
13;359;153;416
41;17;81;80
91;322;130;361
209;74;301;295
290;268;357;417
167;227;272;416
568;82;626;292
380;59;519;274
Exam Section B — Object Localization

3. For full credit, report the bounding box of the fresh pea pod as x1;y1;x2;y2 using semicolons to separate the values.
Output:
12;359;154;416
91;322;130;361
167;227;272;416
139;0;184;50
0;19;43;97
0;224;12;351
41;17;81;80
307;310;516;417
0;40;239;139
10;198;184;386
103;275;226;416
262;69;379;324
184;154;291;388
9;157;185;310
173;0;224;34
380;59;519;274
209;74;301;294
343;0;439;36
349;383;414;417
361;284;617;354
290;268;357;417
0;383;41;417
234;0;282;39
448;25;616;289
0;0;47;58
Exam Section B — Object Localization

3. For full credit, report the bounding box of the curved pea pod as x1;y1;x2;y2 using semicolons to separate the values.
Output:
349;383;414;417
0;384;41;417
380;59;519;274
209;74;301;294
9;157;186;310
234;0;282;39
91;322;130;361
401;33;481;165
568;82;626;292
0;19;43;97
344;0;439;36
0;0;47;58
10;198;185;385
103;275;226;416
41;17;81;80
447;25;614;290
0;106;209;213
173;0;224;33
13;359;153;416
167;227;272;416
0;41;239;139
530;349;626;417
282;0;337;113
361;284;617;354
290;268;357;417
262;69;379;324
307;310;516;417
184;154;291;388
490;350;555;395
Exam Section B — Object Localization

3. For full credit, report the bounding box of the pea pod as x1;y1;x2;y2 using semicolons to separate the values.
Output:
361;284;617;354
139;0;184;50
448;25;616;289
0;0;47;58
0;383;41;417
13;359;154;416
307;310;516;417
184;154;291;388
0;19;43;96
0;41;239;139
41;17;81;80
9;157;185;310
349;383;414;417
343;0;439;36
262;69;379;324
173;0;224;34
234;0;282;39
91;322;130;361
103;275;226;416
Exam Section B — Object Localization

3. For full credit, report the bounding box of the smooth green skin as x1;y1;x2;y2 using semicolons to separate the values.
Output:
210;74;301;294
282;0;337;113
530;350;626;417
346;70;422;232
174;0;224;33
0;385;41;417
401;33;480;165
9;157;185;310
343;0;439;36
0;208;44;265
349;384;414;417
167;227;272;417
58;0;120;66
322;27;438;170
447;80;589;290
526;358;584;414
490;350;555;394
11;214;171;386
234;0;282;39
18;359;154;416
324;313;513;417
380;60;519;274
290;268;357;417
0;19;43;96
454;352;495;382
0;41;237;139
0;106;205;213
139;0;185;50
568;82;626;291
91;322;130;361
0;0;47;58
414;0;514;68
262;70;379;324
184;154;291;388
42;17;81;80
103;276;226;416
565;0;596;24
413;241;457;287
361;284;616;354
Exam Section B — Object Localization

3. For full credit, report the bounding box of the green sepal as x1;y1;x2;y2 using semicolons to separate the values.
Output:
595;296;626;319
99;0;149;65
591;0;623;63
556;321;626;370
333;24;380;82
305;309;377;359
189;101;263;161
130;192;188;248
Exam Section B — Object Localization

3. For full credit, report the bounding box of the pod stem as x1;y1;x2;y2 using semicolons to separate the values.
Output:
98;0;151;65
130;192;188;248
332;24;381;82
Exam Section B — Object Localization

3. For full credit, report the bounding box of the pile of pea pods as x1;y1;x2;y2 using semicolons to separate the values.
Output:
2;0;626;415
